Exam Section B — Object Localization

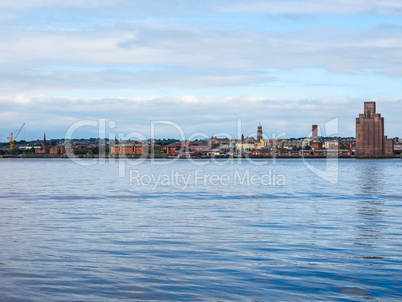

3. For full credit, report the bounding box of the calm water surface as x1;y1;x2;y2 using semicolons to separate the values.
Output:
0;158;401;301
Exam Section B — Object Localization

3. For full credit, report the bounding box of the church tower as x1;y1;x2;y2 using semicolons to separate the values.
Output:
257;123;263;141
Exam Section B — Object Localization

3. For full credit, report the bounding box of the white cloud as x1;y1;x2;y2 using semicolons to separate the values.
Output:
0;94;30;104
1;1;401;16
222;0;402;15
181;95;199;104
0;0;401;142
0;21;401;95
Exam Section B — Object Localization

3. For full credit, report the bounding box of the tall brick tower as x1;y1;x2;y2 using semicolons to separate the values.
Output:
356;102;394;156
312;125;318;140
257;123;263;141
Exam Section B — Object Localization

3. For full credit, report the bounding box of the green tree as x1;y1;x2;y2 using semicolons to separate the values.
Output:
92;146;99;154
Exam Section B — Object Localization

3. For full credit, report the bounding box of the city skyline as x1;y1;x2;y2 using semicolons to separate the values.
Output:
1;99;397;142
4;101;400;159
1;1;402;140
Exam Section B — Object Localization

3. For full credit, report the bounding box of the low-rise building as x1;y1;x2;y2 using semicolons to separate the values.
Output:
49;146;66;154
311;141;323;150
324;140;339;150
189;141;209;151
251;150;262;156
255;139;269;149
209;137;231;149
110;144;144;155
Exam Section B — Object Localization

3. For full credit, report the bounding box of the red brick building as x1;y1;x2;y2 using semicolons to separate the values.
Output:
251;150;262;156
48;146;66;154
35;146;50;154
311;141;322;150
163;142;187;153
356;102;394;156
110;144;143;155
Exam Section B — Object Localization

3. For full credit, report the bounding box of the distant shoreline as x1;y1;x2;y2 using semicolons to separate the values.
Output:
0;154;399;159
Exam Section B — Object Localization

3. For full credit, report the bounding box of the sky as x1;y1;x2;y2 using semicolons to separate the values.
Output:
1;0;401;141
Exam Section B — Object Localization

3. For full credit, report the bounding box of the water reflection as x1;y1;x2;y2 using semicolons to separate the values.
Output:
357;162;385;195
354;163;385;248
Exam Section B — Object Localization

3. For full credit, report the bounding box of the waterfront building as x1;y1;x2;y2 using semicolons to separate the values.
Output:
110;143;144;155
324;140;339;150
235;135;257;154
35;133;50;154
356;102;394;156
49;145;66;155
163;141;186;154
209;137;231;149
311;141;323;150
251;150;262;156
189;141;209;151
282;141;300;150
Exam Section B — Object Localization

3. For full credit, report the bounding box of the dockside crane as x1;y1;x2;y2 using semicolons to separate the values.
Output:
7;123;25;149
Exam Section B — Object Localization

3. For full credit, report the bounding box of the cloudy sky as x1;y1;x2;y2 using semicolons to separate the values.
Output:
1;0;401;141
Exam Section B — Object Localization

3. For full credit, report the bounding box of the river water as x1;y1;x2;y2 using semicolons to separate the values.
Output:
0;158;401;301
